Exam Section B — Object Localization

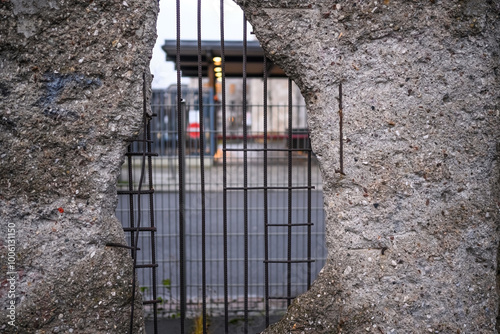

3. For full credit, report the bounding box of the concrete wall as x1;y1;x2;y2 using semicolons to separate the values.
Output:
0;0;157;333
236;1;500;333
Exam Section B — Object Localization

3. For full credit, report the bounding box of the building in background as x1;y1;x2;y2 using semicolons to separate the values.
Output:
151;40;308;157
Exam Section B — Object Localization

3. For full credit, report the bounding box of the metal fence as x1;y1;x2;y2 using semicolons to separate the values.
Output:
116;107;326;317
115;1;326;333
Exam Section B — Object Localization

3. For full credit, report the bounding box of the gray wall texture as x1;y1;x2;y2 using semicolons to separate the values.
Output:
0;0;157;333
235;0;500;333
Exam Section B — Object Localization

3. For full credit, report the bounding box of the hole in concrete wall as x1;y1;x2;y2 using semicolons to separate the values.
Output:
115;1;327;333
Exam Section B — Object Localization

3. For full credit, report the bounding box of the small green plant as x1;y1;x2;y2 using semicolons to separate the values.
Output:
229;317;245;325
162;279;171;290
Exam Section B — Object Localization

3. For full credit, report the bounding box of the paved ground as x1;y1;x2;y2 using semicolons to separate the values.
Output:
146;314;284;334
118;154;325;334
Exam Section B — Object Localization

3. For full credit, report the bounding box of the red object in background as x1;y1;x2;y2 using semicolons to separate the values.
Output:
187;122;200;139
58;207;64;213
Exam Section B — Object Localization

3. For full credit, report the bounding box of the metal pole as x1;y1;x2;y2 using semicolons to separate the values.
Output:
209;88;216;156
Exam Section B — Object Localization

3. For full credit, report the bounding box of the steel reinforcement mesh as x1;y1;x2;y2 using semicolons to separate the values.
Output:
115;1;326;333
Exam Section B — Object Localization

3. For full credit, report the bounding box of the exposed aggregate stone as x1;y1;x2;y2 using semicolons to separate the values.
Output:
0;0;158;333
235;1;500;333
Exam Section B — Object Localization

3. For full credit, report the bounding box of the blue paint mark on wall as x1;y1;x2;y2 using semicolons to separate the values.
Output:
37;73;102;121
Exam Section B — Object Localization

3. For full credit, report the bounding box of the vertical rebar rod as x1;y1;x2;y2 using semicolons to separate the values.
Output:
176;1;186;332
242;13;249;334
129;72;149;334
127;145;135;258
287;78;293;307
263;56;270;328
196;1;207;332
220;1;229;332
339;83;344;174
307;135;312;289
147;117;158;334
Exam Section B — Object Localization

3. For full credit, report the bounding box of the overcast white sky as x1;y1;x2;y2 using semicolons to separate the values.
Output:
151;0;255;89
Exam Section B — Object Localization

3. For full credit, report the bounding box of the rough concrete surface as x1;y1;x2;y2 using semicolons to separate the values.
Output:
0;0;157;333
236;0;500;333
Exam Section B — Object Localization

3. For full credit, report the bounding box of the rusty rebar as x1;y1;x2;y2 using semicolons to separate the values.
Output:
336;83;345;175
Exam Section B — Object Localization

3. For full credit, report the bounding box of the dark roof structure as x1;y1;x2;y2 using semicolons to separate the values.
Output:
161;40;286;78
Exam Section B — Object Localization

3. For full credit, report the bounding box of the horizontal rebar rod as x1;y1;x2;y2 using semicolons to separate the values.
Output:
224;148;312;152
225;186;314;191
264;259;315;263
117;190;154;195
125;152;159;157
266;223;314;227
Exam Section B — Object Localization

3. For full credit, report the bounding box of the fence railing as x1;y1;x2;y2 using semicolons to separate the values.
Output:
144;102;309;157
116;139;326;320
116;1;326;331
